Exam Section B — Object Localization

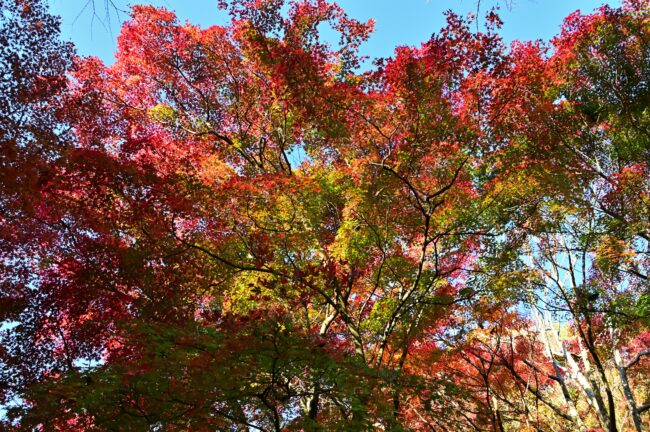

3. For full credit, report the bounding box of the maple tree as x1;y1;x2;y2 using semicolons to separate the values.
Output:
0;0;648;430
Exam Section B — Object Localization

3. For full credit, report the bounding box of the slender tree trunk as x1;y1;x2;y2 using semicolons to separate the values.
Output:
611;329;643;432
536;314;586;430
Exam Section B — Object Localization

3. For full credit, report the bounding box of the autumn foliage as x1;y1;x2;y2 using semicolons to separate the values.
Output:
0;0;649;430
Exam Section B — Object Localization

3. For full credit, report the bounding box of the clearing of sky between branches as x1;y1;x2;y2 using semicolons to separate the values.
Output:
0;0;649;430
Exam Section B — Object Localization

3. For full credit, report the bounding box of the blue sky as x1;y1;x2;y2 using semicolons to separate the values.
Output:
48;0;620;65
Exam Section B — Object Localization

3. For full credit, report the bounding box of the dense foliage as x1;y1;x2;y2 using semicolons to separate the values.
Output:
1;0;648;430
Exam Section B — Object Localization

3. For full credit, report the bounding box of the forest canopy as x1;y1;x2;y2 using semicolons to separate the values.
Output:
0;0;649;430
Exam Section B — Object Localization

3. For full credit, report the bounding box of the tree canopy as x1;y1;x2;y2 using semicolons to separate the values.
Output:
0;0;648;430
